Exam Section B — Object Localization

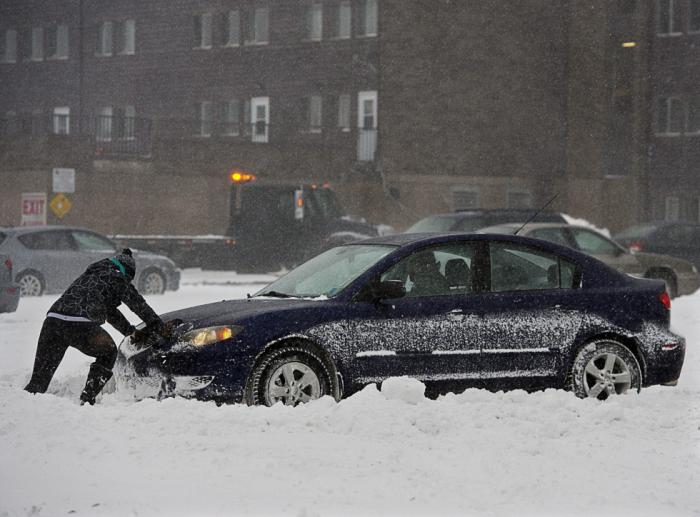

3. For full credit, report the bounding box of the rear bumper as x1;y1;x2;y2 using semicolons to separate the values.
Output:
0;285;20;313
641;331;686;387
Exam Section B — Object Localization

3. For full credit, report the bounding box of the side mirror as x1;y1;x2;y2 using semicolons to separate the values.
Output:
373;280;406;300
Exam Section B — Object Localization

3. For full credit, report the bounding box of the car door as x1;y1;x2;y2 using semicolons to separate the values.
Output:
345;241;488;393
17;230;81;291
479;240;583;390
69;230;118;272
568;227;644;277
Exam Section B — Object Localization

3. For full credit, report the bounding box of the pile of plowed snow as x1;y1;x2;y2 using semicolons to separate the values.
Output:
1;271;698;516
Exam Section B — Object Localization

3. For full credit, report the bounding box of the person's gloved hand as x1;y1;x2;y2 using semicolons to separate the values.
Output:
130;327;149;345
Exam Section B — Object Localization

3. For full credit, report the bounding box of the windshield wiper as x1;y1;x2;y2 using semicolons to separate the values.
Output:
257;290;292;298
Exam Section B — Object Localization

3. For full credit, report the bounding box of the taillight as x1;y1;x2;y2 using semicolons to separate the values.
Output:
659;291;671;310
628;240;644;253
4;258;11;271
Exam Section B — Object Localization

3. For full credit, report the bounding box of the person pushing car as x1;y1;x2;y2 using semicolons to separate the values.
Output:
24;248;164;405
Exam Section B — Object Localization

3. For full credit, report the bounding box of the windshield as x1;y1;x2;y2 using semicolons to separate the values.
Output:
405;216;457;233
255;244;396;298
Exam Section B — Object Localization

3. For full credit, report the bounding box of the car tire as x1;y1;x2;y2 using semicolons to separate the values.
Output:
16;270;45;297
570;340;641;400
245;344;337;406
139;269;166;295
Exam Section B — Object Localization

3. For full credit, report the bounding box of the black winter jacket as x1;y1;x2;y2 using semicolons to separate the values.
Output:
47;257;162;335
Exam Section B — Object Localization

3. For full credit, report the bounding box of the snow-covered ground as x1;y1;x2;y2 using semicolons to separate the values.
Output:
1;269;699;517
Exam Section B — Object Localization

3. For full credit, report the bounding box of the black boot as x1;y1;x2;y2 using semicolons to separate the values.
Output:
80;363;113;405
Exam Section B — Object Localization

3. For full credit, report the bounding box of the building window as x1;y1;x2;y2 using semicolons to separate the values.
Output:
337;94;351;130
251;96;269;143
452;190;480;210
196;101;213;137
2;29;17;63
658;0;682;35
97;21;113;56
123;105;136;140
56;24;69;59
194;13;213;49
31;27;44;60
657;97;684;135
225;10;241;46
336;1;352;39
359;0;378;37
247;7;269;45
507;191;533;209
96;106;113;141
691;0;700;32
308;95;323;133
224;99;240;135
120;19;136;55
665;196;680;221
307;3;323;41
53;107;70;135
688;97;700;134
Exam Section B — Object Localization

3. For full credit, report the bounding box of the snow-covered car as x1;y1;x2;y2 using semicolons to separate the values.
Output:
0;226;180;296
116;233;684;405
479;223;699;298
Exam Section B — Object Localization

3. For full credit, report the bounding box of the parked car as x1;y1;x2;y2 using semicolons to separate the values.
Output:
116;232;683;405
405;209;567;234
0;250;20;313
614;221;700;271
479;223;699;298
0;226;180;296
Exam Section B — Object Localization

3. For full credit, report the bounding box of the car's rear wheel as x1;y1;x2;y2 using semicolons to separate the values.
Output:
17;270;44;297
571;340;641;400
139;269;166;295
245;345;335;406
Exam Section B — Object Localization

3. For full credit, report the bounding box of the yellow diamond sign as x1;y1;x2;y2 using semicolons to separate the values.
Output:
50;193;72;219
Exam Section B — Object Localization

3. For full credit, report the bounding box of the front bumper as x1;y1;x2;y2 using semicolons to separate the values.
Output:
0;284;20;313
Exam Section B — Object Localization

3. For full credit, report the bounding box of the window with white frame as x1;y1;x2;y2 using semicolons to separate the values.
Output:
2;29;17;63
359;0;378;37
452;190;480;210
120;19;136;55
96;106;113;141
657;97;684;135
336;1;352;39
224;99;240;135
194;13;213;49
97;21;113;56
53;107;70;135
658;0;683;35
665;196;680;221
307;3;323;41
249;7;269;45
691;0;700;32
251;96;269;143
689;97;700;134
123;105;136;140
31;27;44;60
308;95;322;132
337;94;351;130
507;191;533;209
197;101;213;136
225;10;241;46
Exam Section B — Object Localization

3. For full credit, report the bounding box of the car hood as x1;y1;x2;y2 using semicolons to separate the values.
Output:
159;297;332;328
632;251;695;273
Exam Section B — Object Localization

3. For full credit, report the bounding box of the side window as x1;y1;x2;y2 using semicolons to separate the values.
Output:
529;228;571;248
18;231;74;250
72;231;116;252
381;243;476;298
570;229;620;255
489;242;578;292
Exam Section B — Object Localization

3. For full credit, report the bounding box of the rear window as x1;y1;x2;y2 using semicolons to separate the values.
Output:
18;231;74;250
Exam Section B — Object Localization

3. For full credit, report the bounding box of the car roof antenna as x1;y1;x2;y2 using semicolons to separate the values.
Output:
514;193;559;236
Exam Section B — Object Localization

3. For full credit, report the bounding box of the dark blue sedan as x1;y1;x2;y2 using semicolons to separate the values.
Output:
116;233;685;404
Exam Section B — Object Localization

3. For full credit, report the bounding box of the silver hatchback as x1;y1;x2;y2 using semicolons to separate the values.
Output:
0;226;180;296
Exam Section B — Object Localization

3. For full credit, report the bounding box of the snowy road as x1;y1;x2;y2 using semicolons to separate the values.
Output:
1;270;699;516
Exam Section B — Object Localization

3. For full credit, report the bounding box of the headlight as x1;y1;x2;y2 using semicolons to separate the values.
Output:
180;325;243;347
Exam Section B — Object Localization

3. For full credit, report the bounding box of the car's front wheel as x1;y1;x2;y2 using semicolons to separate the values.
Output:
245;345;335;406
571;340;641;400
17;270;44;297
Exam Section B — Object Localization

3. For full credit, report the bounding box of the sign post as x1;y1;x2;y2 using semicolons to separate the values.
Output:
21;192;47;226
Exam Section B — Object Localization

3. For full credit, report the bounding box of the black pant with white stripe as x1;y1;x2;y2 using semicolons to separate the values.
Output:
24;317;117;394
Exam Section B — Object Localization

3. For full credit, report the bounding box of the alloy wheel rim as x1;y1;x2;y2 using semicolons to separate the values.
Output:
266;361;321;406
143;272;164;294
19;275;41;296
583;352;632;399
